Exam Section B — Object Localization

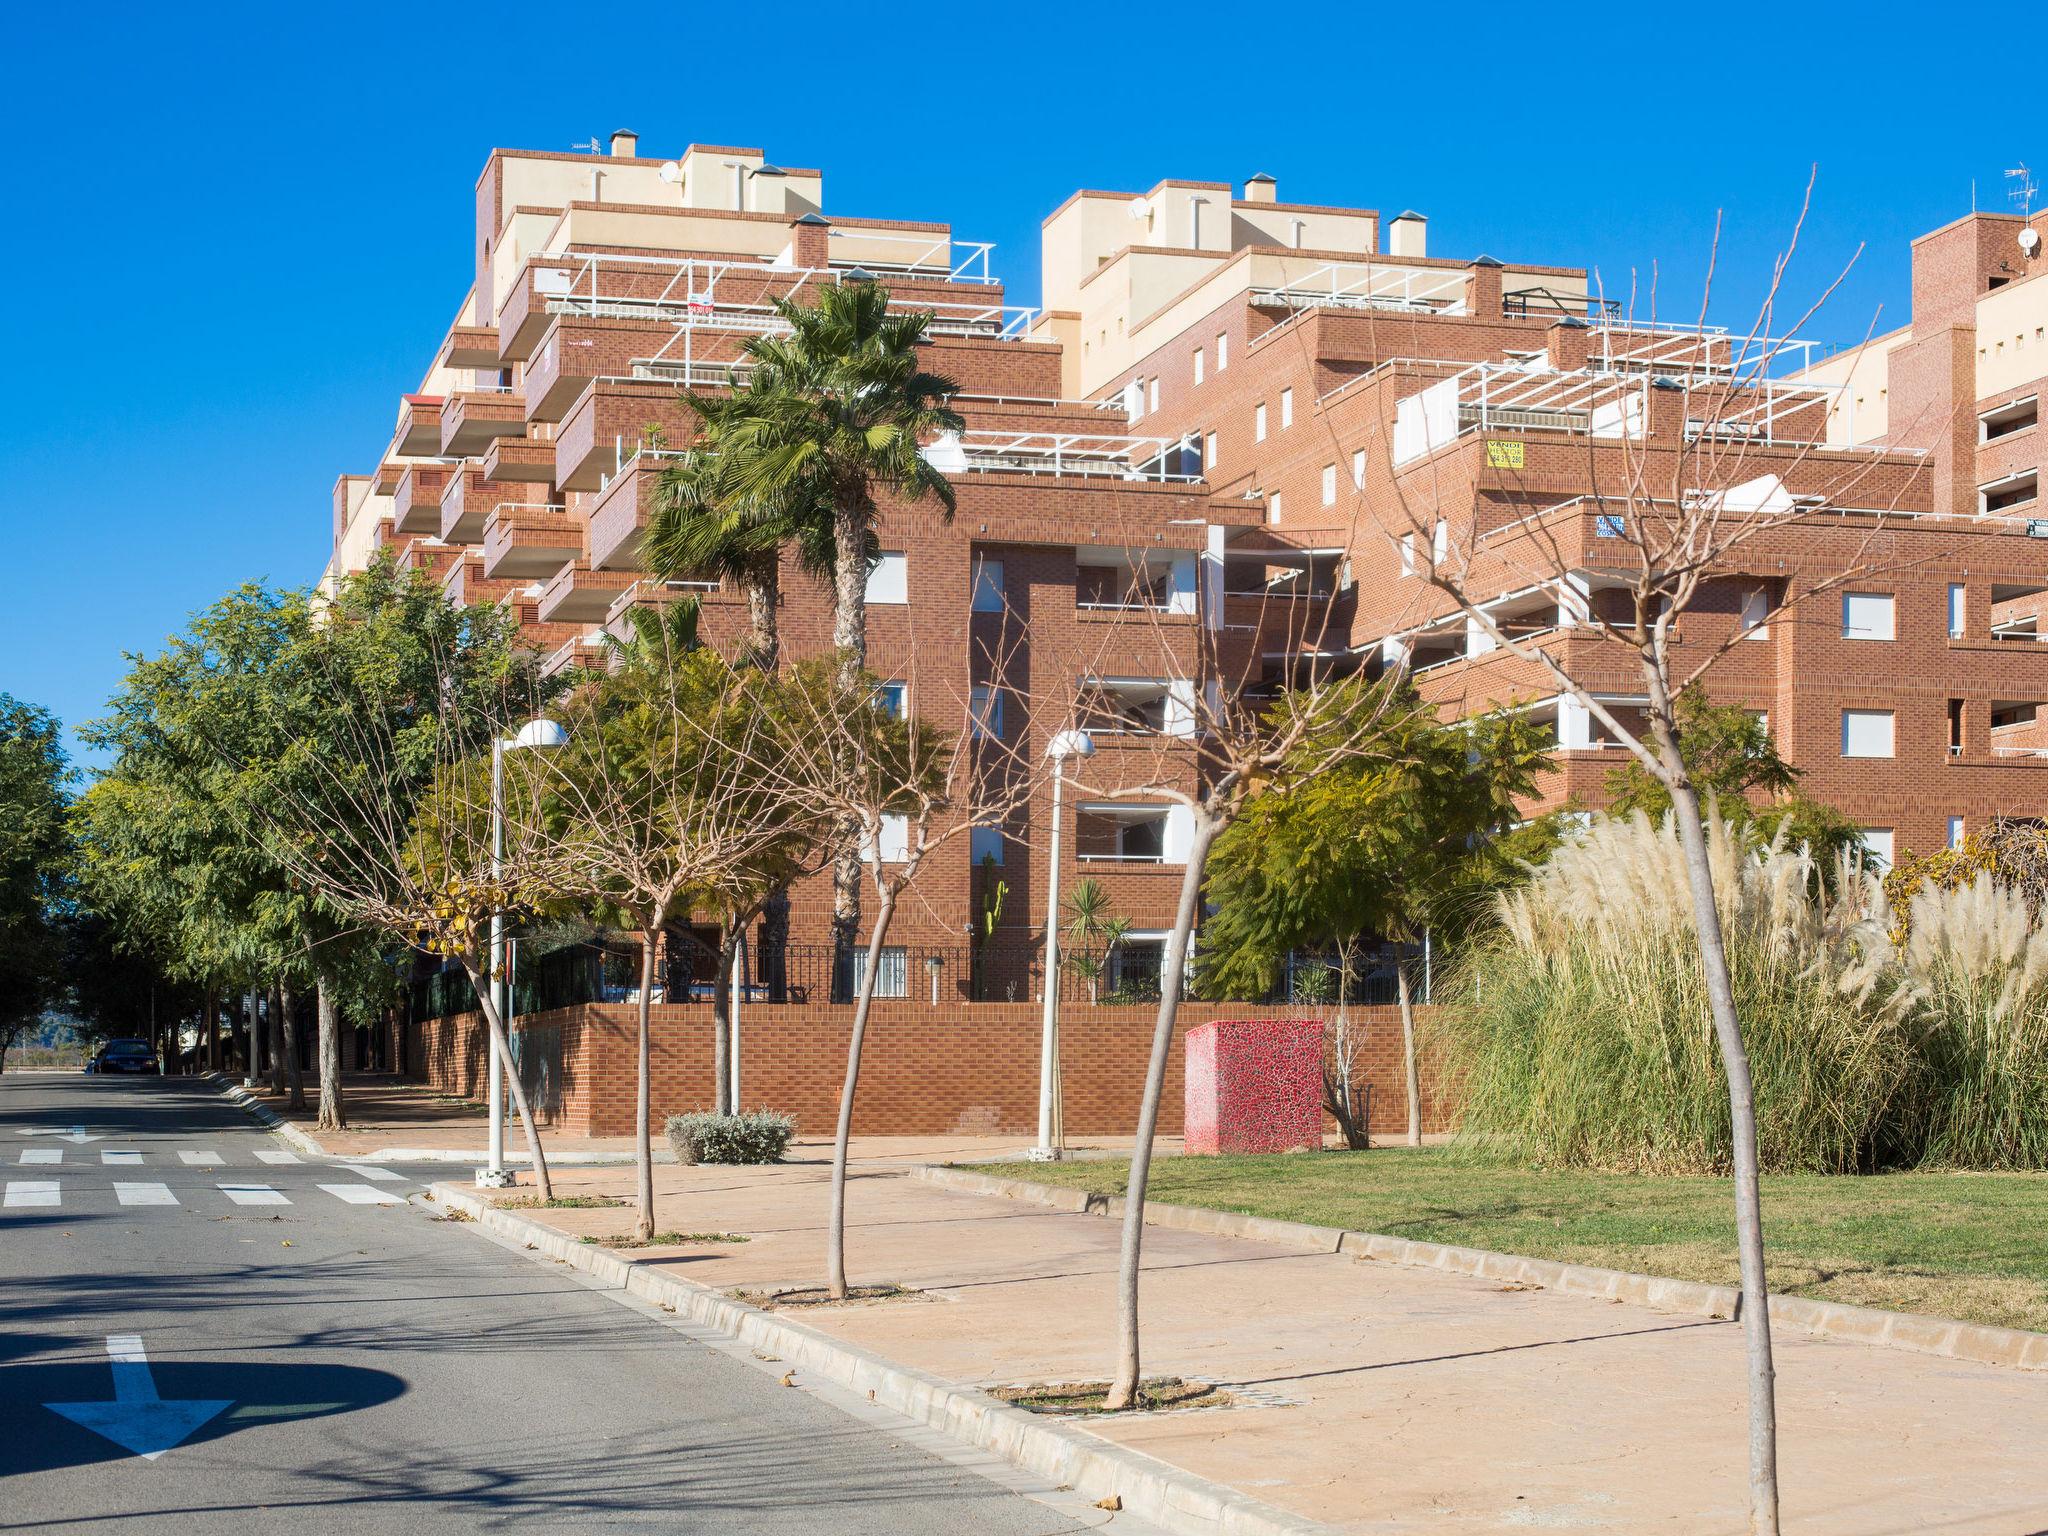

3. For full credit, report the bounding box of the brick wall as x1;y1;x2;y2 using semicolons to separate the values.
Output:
410;1000;1449;1142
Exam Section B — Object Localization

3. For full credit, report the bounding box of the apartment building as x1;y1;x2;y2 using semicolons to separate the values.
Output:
1072;179;2048;862
325;133;1249;1005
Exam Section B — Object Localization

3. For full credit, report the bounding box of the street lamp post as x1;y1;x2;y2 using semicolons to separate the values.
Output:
1033;728;1095;1162
478;717;569;1189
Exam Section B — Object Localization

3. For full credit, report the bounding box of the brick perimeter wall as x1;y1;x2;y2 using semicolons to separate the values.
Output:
411;1002;1447;1140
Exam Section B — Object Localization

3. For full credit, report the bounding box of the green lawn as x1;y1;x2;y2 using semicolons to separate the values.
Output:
958;1150;2048;1331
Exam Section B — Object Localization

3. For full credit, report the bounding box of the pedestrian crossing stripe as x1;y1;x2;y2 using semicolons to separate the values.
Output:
102;1150;143;1165
18;1149;61;1165
254;1150;301;1165
340;1165;405;1183
114;1182;177;1207
4;1181;60;1207
217;1184;290;1206
320;1184;402;1205
177;1150;225;1166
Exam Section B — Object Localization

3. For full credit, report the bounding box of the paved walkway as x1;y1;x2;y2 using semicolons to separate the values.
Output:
452;1150;2047;1535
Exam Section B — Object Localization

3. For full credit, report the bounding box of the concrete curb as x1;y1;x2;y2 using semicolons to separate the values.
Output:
205;1074;328;1158
427;1180;1339;1536
918;1165;2048;1375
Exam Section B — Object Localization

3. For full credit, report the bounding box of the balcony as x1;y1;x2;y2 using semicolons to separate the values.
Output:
603;579;722;640
438;390;527;458
481;504;579;581
555;379;700;493
437;325;502;372
922;429;1203;483
396;395;443;457
481;434;559;486
439;470;541;546
539;633;608;679
392;466;452;535
588;453;688;571
536;564;640;625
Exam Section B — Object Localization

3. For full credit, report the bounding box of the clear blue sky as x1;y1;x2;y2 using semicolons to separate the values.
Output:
0;1;2018;764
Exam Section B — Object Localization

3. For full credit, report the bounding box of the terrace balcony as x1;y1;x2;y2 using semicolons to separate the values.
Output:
536;563;640;626
438;469;543;545
392;465;453;535
539;632;608;680
481;434;559;486
555;379;702;493
586;450;691;571
603;578;724;641
438;389;527;457
437;324;502;372
480;503;579;581
395;395;443;457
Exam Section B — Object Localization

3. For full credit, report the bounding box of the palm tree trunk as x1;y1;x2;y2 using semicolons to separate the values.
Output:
1398;961;1421;1147
463;957;554;1202
1103;810;1220;1411
317;981;347;1131
827;886;898;1300
745;561;780;671
830;502;869;966
635;932;657;1241
1647;670;1778;1535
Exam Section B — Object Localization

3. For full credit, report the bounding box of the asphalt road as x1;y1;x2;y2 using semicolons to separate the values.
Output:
0;1073;1138;1534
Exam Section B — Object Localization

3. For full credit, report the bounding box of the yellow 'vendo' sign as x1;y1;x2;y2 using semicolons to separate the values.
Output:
1485;439;1525;469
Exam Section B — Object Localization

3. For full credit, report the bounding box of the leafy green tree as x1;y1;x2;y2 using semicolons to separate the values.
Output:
1199;684;1554;1142
0;696;71;1069
1605;684;1863;875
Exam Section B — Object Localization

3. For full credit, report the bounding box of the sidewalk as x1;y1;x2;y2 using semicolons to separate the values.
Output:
443;1150;2047;1535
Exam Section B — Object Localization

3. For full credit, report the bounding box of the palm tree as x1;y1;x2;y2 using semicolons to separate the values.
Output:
708;281;964;962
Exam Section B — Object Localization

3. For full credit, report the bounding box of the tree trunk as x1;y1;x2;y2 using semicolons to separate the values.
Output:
464;957;554;1201
1398;961;1421;1147
277;979;306;1112
205;989;220;1073
744;562;780;672
829;500;869;970
761;889;790;1004
316;981;347;1132
1649;677;1779;1535
1103;811;1219;1411
635;933;657;1242
826;886;898;1300
711;924;736;1117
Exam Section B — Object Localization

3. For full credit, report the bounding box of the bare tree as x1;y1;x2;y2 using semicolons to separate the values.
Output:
1352;180;1923;1532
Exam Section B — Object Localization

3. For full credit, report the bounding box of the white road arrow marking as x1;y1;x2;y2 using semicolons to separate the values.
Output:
20;1126;101;1144
45;1335;230;1460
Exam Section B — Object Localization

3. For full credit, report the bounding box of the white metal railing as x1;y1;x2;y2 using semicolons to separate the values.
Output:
1587;321;1819;380
1251;262;1470;324
1993;745;2048;758
827;227;998;286
934;430;1204;483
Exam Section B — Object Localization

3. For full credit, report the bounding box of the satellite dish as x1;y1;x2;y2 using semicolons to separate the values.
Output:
2022;227;2043;257
1128;197;1153;221
659;161;682;185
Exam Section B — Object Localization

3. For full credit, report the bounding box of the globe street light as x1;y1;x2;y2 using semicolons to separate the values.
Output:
478;717;569;1188
1034;727;1095;1161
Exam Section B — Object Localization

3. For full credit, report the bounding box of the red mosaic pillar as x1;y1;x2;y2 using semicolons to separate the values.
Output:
1182;1018;1324;1155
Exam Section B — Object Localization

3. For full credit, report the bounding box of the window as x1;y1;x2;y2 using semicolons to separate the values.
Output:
1842;591;1896;640
971;557;1006;614
1859;829;1895;870
1321;464;1337;506
1216;333;1229;371
1739;588;1770;638
1401;532;1417;576
971;826;1005;865
873;681;907;718
1280;388;1294;428
970;683;1004;741
850;945;908;999
1147;376;1160;414
866;551;908;604
869;814;911;864
1351;448;1366;488
1268;492;1283;525
1205;431;1218;469
1842;709;1896;759
1948;816;1966;850
1193;347;1205;385
1254;402;1267;441
1432;519;1448;563
1981;470;2039;515
1949;583;1967;638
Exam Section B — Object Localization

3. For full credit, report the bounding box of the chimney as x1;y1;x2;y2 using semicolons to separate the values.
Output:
1387;211;1427;259
751;163;789;215
791;212;831;270
609;129;639;158
1243;172;1278;204
1468;254;1504;318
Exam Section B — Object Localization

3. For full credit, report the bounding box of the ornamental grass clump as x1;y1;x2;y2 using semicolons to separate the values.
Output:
665;1110;796;1165
1446;812;1913;1174
1900;874;2048;1169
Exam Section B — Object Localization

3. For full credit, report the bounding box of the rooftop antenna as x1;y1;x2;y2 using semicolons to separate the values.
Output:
571;136;604;155
2007;163;2037;222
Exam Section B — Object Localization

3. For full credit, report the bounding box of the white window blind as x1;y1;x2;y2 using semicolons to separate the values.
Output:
866;552;908;605
1841;709;1895;758
1842;591;1895;640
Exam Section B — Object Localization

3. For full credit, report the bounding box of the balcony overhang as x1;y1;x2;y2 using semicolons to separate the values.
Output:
396;396;444;458
438;392;527;458
481;505;581;581
536;564;639;625
481;434;558;486
392;466;452;535
439;325;503;371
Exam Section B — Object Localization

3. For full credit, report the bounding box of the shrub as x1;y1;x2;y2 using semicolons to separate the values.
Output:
665;1110;796;1165
1443;812;1916;1174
